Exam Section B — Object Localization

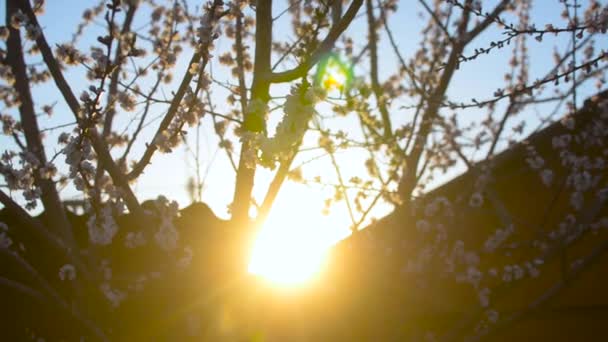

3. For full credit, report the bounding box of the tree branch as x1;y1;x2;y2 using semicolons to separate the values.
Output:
232;0;274;223
366;0;393;138
7;0;74;246
0;251;108;341
268;0;364;83
15;0;145;221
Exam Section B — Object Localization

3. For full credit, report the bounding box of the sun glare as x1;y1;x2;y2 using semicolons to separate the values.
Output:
248;223;330;285
248;190;347;286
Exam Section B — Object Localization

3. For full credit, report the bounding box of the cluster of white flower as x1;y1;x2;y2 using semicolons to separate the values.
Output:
525;145;544;170
473;308;500;336
0;63;15;86
153;129;179;153
153;196;180;251
469;192;484;207
100;259;112;281
86;47;111;80
56;44;87;66
10;9;27;30
547;213;587;244
552;133;572;149
569;191;583;211
62;134;95;191
152;87;211;153
87;205;119;246
239;99;270;168
177;246;193;270
116;31;144;59
566;167;600;211
523;260;541;278
246;86;325;169
546;100;608;215
1;114;17;135
539;168;553;186
486;309;499;323
483;224;514;253
500;259;542;283
124;231;146;248
0;26;8;41
197;1;224;49
99;282;126;308
501;264;524;282
457;265;483;288
443;239;484;289
424;196;453;217
58;264;76;281
179;87;207;126
25;22;41;41
116;91;136;112
478;287;491;307
0;151;42;209
403;246;433;274
97;260;128;307
569;169;595;193
443;239;464;273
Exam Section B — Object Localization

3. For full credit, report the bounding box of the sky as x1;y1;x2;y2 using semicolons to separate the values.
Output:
1;0;606;246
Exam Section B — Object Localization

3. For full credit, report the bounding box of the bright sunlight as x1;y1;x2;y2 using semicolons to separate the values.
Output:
248;222;329;285
248;187;350;286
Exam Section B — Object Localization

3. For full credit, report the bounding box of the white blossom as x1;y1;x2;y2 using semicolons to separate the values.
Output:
10;10;27;29
100;283;126;308
153;196;180;251
469;192;483;207
540;169;553;186
177;246;193;270
526;155;544;170
570;191;584;210
484;224;514;253
58;264;76;281
87;205;119;245
478;287;490;307
0;27;9;41
486;310;499;323
250;85;325;169
124;231;146;248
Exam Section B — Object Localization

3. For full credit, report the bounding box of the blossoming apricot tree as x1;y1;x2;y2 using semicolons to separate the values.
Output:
0;0;607;340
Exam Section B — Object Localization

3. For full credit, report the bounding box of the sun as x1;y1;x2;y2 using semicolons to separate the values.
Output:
248;223;329;286
247;187;348;286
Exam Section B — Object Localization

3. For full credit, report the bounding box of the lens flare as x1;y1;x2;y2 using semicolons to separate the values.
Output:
315;53;352;93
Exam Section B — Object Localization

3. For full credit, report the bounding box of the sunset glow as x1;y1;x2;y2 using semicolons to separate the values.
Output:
248;223;330;285
247;190;347;286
